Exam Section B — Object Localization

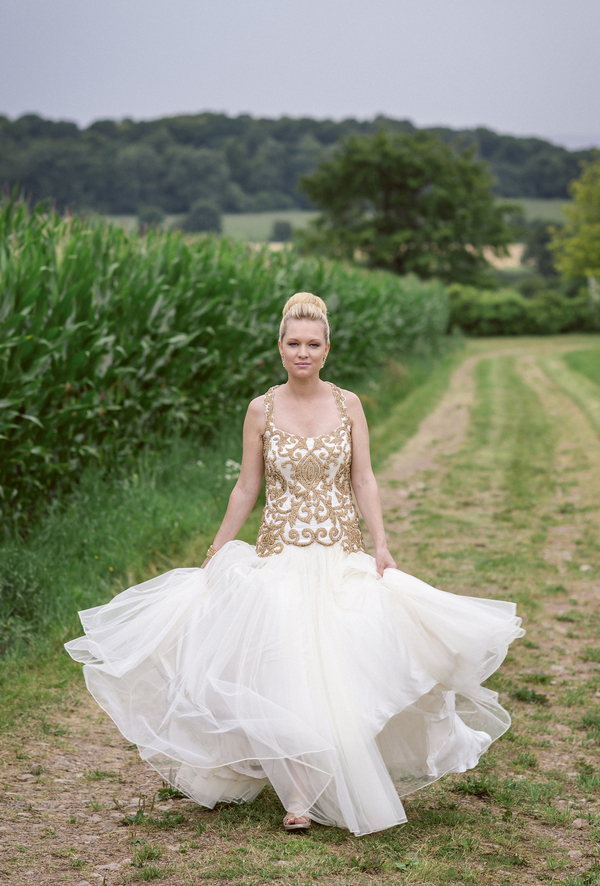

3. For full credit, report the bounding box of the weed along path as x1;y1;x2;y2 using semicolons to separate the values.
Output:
2;335;600;885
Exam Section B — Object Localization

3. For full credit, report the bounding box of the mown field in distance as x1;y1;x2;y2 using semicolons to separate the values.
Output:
104;210;318;240
104;199;568;241
222;200;570;234
223;210;319;240
504;197;570;223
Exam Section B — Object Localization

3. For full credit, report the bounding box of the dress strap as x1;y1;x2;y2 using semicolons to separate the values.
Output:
263;386;277;432
330;384;350;427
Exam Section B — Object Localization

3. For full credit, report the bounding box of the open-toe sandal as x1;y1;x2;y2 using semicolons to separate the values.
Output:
283;813;311;831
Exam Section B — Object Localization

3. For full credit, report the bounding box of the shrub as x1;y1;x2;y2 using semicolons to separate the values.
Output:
181;199;222;233
448;284;600;336
270;220;293;242
137;205;165;232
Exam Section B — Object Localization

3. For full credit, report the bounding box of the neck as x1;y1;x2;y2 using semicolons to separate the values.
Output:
284;374;325;399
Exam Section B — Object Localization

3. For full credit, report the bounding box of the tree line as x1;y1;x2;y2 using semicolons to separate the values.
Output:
0;112;594;215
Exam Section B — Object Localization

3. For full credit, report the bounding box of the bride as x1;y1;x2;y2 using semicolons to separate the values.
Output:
66;292;524;836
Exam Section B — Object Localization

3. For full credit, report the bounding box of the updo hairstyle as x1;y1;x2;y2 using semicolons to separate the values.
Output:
279;292;330;343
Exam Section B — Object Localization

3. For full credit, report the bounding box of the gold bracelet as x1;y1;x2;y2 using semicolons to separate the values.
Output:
206;544;218;560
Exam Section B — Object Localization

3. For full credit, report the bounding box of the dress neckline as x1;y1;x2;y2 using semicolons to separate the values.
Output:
266;382;348;441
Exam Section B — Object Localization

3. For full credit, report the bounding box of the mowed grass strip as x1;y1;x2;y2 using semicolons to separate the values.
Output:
379;342;600;885
546;348;600;439
564;347;600;390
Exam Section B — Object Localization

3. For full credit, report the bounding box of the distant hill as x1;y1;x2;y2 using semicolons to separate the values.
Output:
0;112;594;215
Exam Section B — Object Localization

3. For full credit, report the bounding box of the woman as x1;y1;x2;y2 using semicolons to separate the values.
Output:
66;292;524;836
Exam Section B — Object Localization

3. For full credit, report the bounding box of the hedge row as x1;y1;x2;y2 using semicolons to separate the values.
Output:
449;285;600;336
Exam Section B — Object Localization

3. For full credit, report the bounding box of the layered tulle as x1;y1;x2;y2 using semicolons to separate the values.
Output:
65;541;524;836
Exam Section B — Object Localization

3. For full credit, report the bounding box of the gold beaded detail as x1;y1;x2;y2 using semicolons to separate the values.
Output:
256;384;365;557
206;544;218;560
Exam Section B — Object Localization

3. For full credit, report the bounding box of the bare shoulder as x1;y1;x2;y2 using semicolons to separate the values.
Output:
337;388;368;432
338;388;365;417
248;394;266;414
246;395;266;434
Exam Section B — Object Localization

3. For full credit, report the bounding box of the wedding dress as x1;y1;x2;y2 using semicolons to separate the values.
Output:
65;383;524;836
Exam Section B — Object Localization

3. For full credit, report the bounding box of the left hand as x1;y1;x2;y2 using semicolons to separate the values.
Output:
375;547;397;577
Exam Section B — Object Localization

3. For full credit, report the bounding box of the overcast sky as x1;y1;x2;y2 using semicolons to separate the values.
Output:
2;0;599;148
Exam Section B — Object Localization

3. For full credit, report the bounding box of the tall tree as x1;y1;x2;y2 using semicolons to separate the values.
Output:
522;219;561;278
299;130;516;284
550;153;600;286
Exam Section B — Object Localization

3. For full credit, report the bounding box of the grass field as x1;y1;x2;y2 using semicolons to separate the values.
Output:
3;336;600;885
105;199;569;241
499;198;570;224
103;210;318;240
564;348;600;390
222;209;319;241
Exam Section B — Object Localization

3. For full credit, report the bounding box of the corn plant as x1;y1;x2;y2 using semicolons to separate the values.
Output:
0;196;449;526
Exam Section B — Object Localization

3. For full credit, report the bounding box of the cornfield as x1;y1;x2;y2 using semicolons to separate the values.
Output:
0;197;449;525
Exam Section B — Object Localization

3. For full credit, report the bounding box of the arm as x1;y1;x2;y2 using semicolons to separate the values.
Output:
201;397;265;567
344;391;397;577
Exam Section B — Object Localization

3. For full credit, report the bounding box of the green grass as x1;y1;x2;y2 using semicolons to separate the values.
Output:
0;434;248;660
367;344;464;469
222;210;318;241
542;351;600;439
110;203;570;237
105;210;319;241
134;844;164;863
564;347;600;388
497;197;570;223
104;214;180;233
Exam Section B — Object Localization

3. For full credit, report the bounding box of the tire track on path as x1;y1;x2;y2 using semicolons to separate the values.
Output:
377;337;597;546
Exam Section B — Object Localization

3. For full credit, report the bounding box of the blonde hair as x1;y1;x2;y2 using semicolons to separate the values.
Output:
279;292;330;343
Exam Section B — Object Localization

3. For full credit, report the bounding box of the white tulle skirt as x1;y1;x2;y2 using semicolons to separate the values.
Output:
65;541;524;836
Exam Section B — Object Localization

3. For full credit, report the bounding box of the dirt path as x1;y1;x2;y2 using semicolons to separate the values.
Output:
2;336;600;885
377;337;595;536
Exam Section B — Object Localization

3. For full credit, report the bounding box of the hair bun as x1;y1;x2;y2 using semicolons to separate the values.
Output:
279;292;330;342
282;292;328;318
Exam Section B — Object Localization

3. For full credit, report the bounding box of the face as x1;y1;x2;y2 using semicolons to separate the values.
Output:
279;318;329;379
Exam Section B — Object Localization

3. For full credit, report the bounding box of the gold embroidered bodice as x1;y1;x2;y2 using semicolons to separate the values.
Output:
255;383;365;557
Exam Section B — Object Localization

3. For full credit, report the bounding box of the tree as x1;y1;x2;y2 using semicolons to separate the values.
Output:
522;219;561;278
299;130;517;284
270;220;293;242
114;143;164;213
163;146;231;212
246;138;287;193
550;153;600;286
137;205;165;234
181;200;222;233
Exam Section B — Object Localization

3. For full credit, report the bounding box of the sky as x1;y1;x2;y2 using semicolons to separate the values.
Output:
2;0;600;149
